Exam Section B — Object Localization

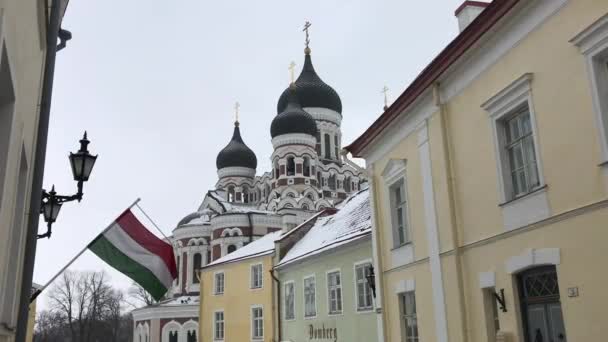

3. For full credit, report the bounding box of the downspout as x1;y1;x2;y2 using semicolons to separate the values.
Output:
247;213;253;243
433;83;469;341
16;0;64;341
270;269;282;342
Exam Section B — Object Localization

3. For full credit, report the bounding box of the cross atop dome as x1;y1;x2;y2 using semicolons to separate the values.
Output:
303;21;312;54
234;101;240;125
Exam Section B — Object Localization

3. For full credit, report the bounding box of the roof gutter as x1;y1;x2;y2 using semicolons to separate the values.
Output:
16;0;71;340
345;0;520;157
270;269;282;342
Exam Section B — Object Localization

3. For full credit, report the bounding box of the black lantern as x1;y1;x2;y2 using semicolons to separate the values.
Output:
38;131;98;239
365;265;377;298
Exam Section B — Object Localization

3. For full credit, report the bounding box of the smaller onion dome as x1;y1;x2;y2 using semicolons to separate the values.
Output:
270;85;318;138
216;122;257;169
276;52;342;114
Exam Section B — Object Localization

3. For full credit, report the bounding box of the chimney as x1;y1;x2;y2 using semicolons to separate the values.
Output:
455;1;490;32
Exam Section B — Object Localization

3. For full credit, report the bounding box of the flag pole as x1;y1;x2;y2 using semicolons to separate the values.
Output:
30;198;141;302
134;202;170;241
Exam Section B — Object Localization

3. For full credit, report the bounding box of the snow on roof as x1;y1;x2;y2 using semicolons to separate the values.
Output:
208;190;274;215
206;230;282;267
159;295;200;306
276;188;371;268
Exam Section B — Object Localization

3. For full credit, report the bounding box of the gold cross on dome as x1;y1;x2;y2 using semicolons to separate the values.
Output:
381;86;389;110
234;101;240;123
289;61;296;83
303;21;311;48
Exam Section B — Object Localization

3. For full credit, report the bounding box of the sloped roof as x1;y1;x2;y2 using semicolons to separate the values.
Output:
276;188;371;268
205;230;282;267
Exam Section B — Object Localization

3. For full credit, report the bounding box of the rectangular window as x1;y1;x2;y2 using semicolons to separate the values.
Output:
355;263;373;311
327;271;342;314
284;281;295;320
251;264;263;289
400;291;419;342
390;179;409;246
504;107;540;198
304;276;316;318
214;272;224;295
251;306;264;339
214;311;224;340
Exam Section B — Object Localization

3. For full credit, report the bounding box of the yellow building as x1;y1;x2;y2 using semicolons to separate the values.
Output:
346;1;608;341
200;232;280;342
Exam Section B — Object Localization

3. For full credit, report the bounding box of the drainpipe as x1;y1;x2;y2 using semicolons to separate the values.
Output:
15;0;64;340
433;83;469;341
270;269;282;342
247;212;253;243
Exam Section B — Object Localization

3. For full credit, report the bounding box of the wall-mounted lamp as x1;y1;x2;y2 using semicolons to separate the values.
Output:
38;131;97;239
365;265;377;298
494;288;507;313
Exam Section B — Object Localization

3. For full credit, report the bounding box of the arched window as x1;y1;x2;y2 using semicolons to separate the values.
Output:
334;134;339;160
316;130;321;155
169;331;178;342
302;204;309;210
307;193;314;201
227;245;237;253
192;253;202;284
328;174;336;190
274;159;280;179
345;176;351;192
187;331;197;342
227;186;235;203
303;157;311;177
324;134;331;159
287;156;295;176
243;187;249;203
206;250;212;264
317;171;321;185
284;203;294;208
287;192;295;198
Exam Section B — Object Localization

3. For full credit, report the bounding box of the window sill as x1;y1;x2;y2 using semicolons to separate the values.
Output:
304;315;317;320
498;184;548;207
356;308;374;314
391;241;412;251
328;311;343;317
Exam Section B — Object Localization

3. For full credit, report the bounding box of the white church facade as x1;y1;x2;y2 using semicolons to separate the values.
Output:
131;37;366;342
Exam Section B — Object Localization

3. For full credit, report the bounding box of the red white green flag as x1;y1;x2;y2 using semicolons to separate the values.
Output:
88;209;177;300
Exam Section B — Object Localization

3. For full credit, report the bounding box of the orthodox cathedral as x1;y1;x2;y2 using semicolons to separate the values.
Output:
131;33;366;341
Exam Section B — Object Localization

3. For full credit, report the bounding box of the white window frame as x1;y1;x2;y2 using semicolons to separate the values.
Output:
400;291;419;342
284;280;296;321
326;269;343;315
482;73;545;203
250;305;264;340
354;260;374;312
250;263;263;289
303;274;317;319
213;310;224;341
214;271;225;295
382;159;411;248
571;13;608;165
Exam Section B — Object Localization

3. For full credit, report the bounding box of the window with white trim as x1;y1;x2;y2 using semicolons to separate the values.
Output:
284;281;295;320
214;272;224;295
355;263;373;311
503;107;540;197
572;14;608;163
251;306;264;340
304;275;316;318
214;311;224;340
251;264;263;289
327;271;342;314
389;178;409;246
400;291;419;342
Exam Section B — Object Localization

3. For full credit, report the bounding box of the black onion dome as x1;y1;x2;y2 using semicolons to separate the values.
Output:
216;122;257;169
277;53;342;114
271;86;318;138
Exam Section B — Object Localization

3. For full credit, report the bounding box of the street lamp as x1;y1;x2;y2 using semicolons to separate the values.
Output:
365;265;377;298
37;131;97;239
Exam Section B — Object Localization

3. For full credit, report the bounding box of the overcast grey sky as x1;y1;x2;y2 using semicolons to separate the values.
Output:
35;0;468;308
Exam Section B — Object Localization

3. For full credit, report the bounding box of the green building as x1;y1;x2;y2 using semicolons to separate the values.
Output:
274;189;378;342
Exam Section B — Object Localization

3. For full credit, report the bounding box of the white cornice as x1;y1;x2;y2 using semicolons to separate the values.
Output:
304;107;342;125
217;167;256;179
570;13;608;54
272;133;316;149
131;304;199;321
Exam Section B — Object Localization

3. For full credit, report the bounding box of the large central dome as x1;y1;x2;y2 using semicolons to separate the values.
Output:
270;85;318;138
216;122;257;169
276;52;342;114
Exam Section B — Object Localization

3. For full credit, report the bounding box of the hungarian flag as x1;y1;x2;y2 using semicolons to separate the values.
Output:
88;209;177;300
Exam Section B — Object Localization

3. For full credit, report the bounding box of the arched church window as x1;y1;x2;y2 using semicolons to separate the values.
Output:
274;159;280;179
284;203;293;208
169;331;178;342
319;205;326;210
345;176;351;192
287;156;295;176
206;250;212;264
334;134;339;160
302;204;309;210
328;174;336;190
227;245;237;253
303;157;311;177
187;330;197;342
192;253;202;284
227;186;235;203
243;187;249;203
316;130;322;155
324;134;331;159
287;192;295;198
307;193;314;201
317;171;321;185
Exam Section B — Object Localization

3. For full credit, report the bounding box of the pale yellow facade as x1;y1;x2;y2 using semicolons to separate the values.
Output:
352;1;608;342
0;0;47;341
200;255;275;342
